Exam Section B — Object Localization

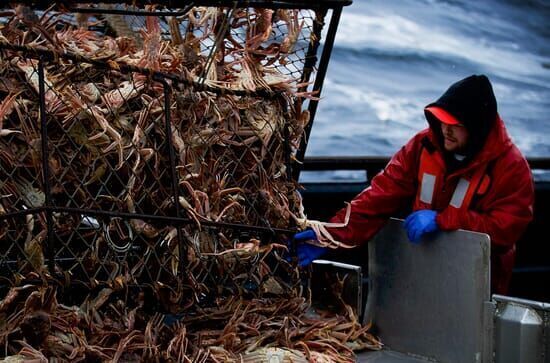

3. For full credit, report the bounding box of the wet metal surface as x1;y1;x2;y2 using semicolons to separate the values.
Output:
356;350;434;363
363;218;492;363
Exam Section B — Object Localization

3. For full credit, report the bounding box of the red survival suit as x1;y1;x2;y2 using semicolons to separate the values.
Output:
327;75;534;294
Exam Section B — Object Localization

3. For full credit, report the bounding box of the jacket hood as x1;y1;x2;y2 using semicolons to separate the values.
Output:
425;74;498;162
423;114;512;173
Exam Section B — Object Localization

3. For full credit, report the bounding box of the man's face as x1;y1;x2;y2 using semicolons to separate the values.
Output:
441;123;469;153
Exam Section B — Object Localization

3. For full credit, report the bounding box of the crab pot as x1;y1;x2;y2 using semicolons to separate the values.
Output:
0;0;350;303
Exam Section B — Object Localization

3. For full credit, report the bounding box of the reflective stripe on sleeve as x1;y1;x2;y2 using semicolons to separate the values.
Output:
450;178;470;208
420;173;436;204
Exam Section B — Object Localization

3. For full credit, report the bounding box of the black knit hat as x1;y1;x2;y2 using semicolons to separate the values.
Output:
425;74;498;158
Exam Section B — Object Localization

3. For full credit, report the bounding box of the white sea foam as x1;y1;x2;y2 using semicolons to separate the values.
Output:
330;12;545;79
322;78;422;125
306;0;550;167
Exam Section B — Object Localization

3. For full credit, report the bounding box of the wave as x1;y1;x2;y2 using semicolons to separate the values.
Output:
331;12;546;78
303;0;550;175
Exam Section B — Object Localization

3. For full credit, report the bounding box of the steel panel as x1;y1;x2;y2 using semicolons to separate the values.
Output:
363;218;491;363
493;295;550;363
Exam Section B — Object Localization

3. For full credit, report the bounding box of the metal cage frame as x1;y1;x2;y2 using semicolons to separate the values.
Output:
0;1;351;294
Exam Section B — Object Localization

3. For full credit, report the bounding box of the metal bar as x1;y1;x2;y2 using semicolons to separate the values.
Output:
290;7;327;181
37;58;55;273
493;294;550;310
275;94;293;182
284;124;292;182
0;278;151;291
17;0;353;10
302;156;389;171
0;42;281;98
41;206;294;234
296;9;327;94
1;256;79;267
70;4;196;17
294;7;344;179
157;77;186;276
527;157;550;170
190;0;353;7
199;3;236;85
157;79;182;219
0;207;46;221
301;156;550;171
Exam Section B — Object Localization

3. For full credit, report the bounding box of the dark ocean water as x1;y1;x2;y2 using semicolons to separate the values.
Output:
302;0;550;181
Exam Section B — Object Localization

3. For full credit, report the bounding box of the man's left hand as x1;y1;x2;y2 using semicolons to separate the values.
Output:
404;209;439;243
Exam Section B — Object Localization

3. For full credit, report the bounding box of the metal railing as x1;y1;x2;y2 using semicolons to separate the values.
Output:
302;156;550;182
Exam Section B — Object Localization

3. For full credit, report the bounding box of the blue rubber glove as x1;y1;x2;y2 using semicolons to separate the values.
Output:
403;210;439;244
292;229;328;267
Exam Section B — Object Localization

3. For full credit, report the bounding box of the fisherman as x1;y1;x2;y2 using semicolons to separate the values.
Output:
294;74;535;295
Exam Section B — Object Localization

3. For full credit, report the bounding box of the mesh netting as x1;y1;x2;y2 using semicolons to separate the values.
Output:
0;3;320;289
0;3;382;361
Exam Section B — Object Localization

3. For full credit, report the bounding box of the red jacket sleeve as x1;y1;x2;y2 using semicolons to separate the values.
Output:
436;146;534;249
325;134;423;246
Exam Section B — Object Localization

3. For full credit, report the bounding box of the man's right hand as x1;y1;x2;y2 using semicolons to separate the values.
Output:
292;229;328;267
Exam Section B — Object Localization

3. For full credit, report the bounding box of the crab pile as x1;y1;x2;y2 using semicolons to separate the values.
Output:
0;3;380;361
0;282;381;362
0;4;311;227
